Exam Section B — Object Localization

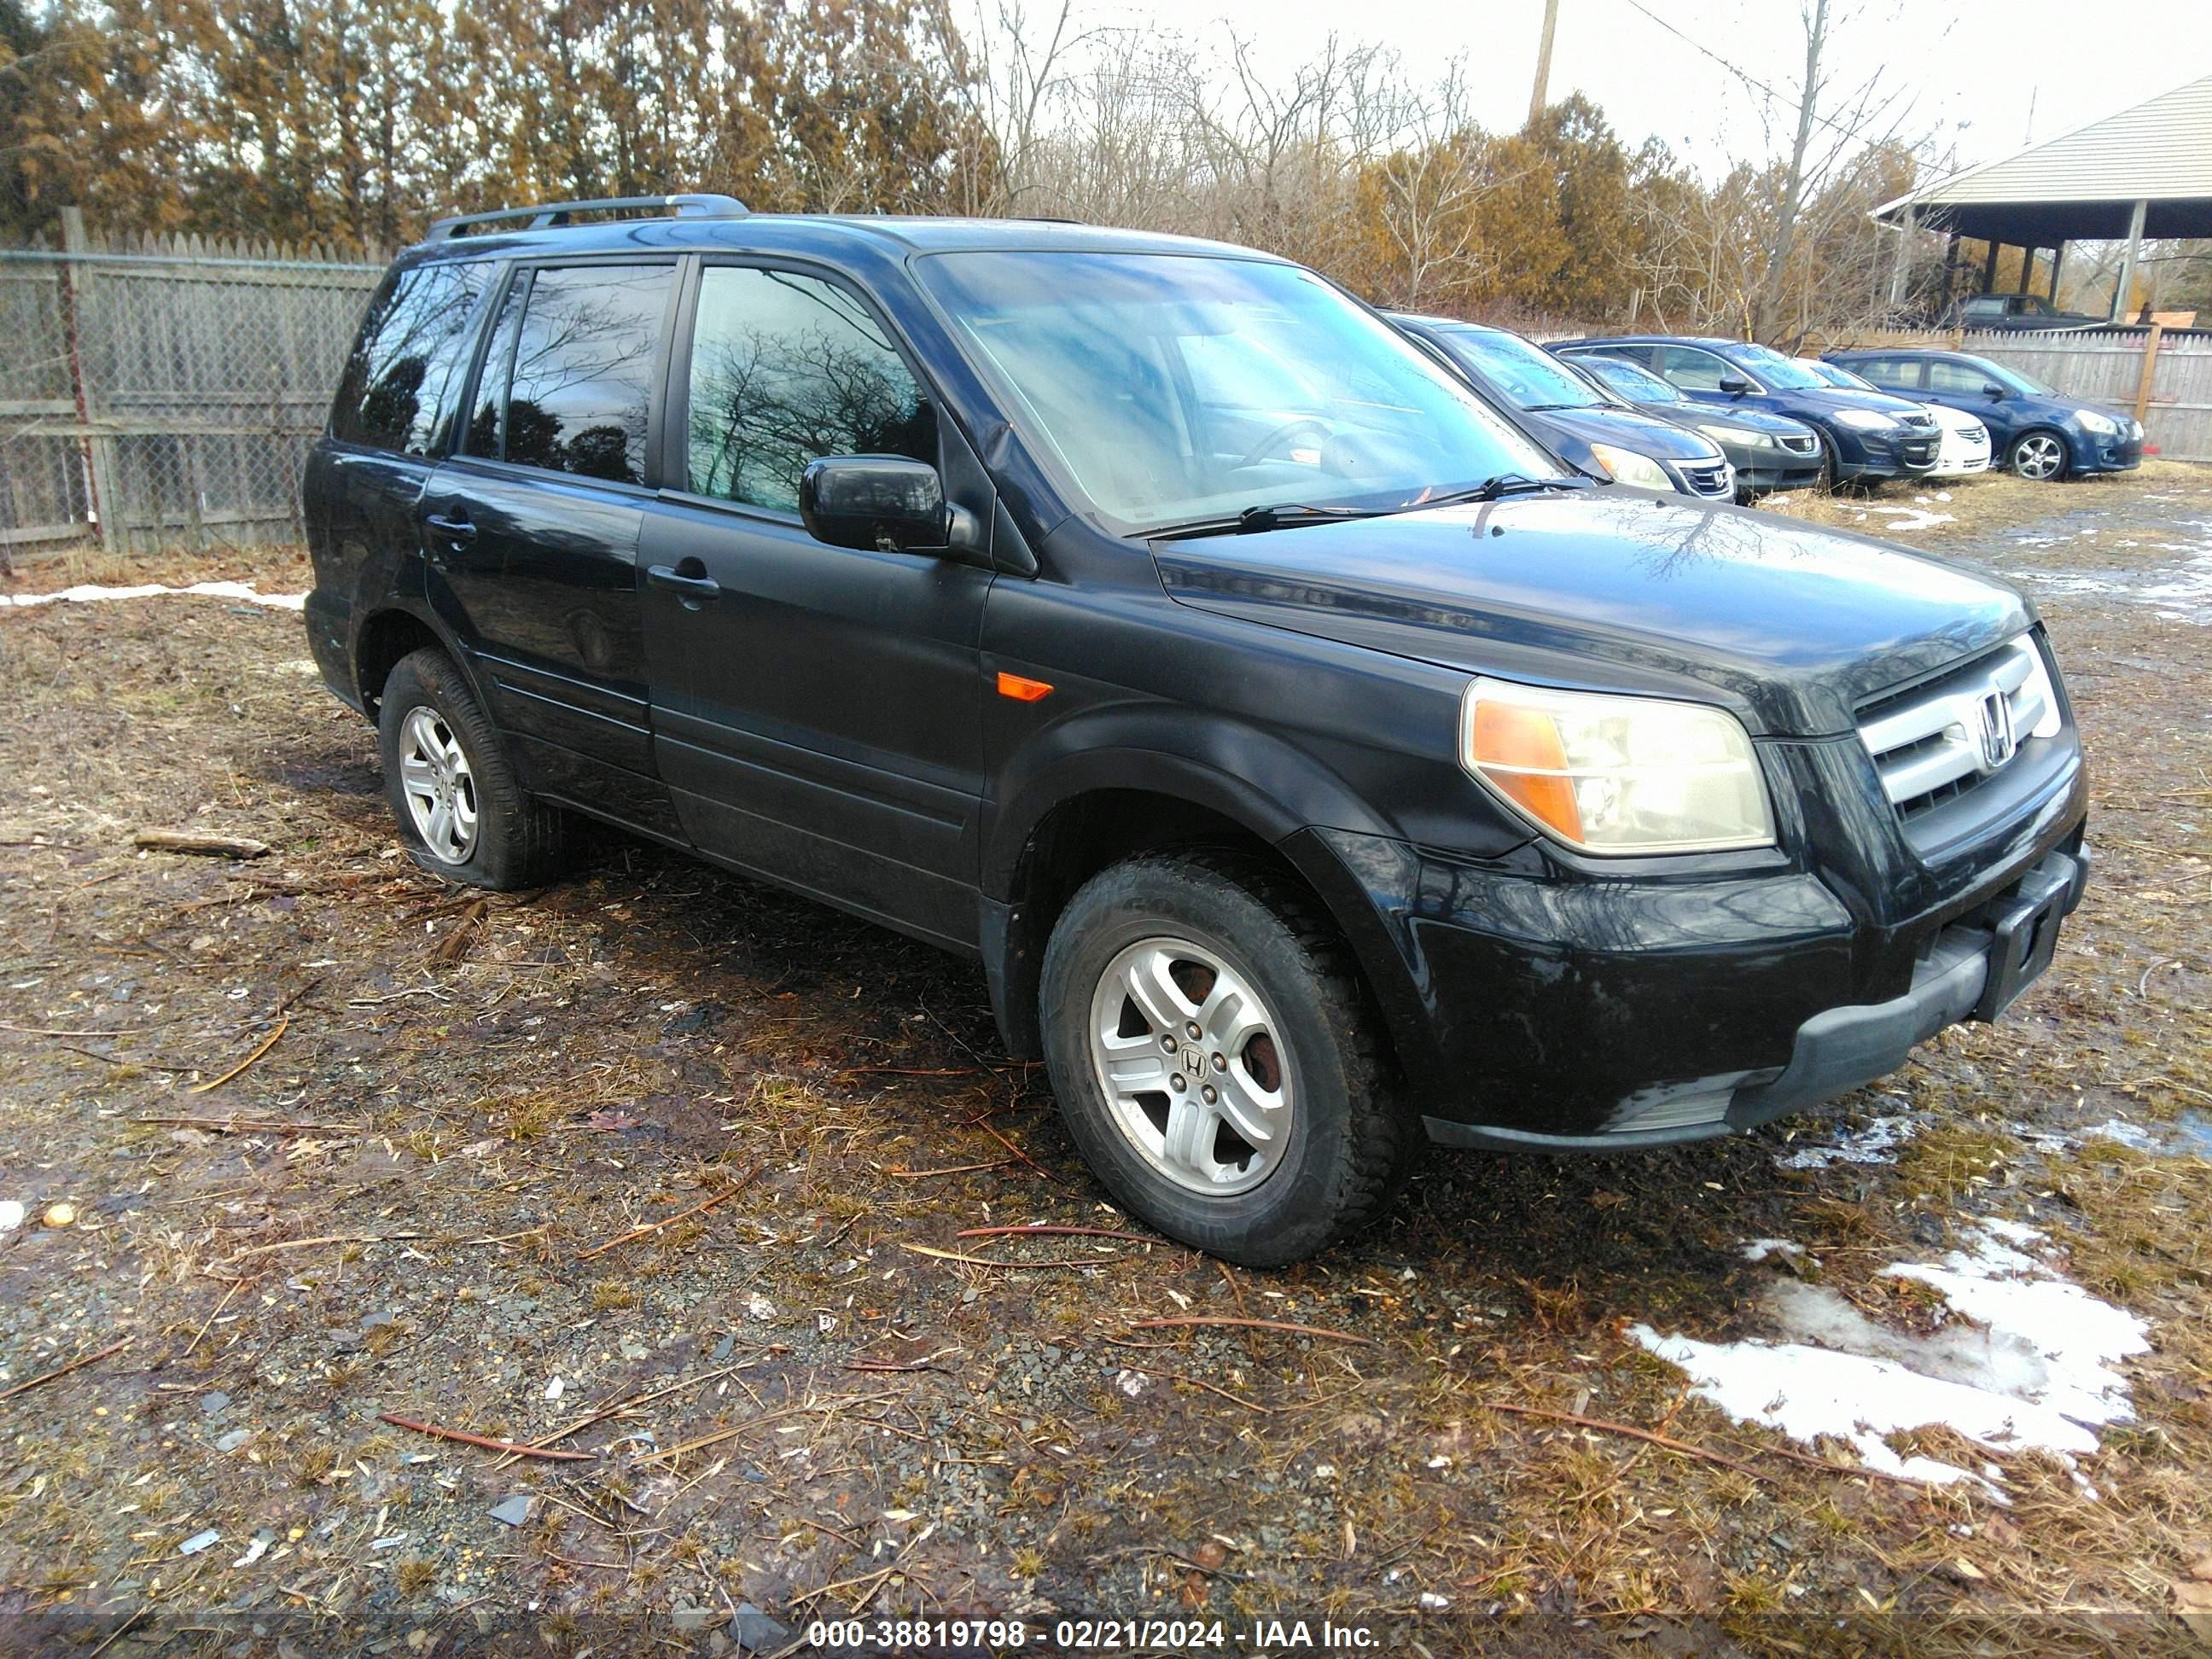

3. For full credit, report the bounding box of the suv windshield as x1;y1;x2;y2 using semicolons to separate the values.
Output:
915;252;1561;530
1433;328;1611;411
1726;343;1825;391
1577;352;1685;405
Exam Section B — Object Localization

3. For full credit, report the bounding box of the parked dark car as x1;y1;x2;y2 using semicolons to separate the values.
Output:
1940;293;2103;332
1388;315;1733;499
1560;348;1824;496
1552;335;1941;487
306;195;2089;1265
1824;348;2145;482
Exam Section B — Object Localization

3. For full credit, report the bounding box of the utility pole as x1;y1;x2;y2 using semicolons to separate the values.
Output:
1528;0;1559;125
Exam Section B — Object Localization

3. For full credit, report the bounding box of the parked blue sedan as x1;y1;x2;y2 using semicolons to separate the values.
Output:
1551;335;1941;487
1823;348;2144;482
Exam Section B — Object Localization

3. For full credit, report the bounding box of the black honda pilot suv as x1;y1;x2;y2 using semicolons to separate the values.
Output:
304;195;2090;1266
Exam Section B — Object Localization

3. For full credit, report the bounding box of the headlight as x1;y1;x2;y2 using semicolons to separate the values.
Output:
1587;442;1676;491
1460;679;1775;854
2075;410;2117;435
1832;408;1899;432
1698;422;1773;447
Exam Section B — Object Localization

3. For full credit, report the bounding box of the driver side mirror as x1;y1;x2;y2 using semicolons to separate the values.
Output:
1982;382;2007;399
1717;375;1752;395
798;457;982;559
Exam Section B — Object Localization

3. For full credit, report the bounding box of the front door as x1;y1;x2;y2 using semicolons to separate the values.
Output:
422;259;684;836
641;261;993;948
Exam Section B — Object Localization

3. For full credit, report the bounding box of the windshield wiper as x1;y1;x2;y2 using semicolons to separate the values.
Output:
1138;502;1390;540
1413;474;1589;505
1136;477;1586;540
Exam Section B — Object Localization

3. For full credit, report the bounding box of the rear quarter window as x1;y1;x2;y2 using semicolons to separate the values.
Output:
329;259;494;454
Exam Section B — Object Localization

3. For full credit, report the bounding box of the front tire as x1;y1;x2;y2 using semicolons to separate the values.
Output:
1039;852;1411;1266
2009;428;2069;481
377;648;568;890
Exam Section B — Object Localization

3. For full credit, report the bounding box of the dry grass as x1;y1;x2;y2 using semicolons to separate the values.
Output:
0;477;2209;1644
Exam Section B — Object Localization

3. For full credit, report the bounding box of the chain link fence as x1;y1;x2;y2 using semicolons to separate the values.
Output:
0;224;385;564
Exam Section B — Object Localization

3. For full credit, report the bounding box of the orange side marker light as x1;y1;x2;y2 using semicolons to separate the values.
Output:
996;672;1055;702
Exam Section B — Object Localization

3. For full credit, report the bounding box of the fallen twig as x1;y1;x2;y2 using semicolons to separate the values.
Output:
431;898;487;963
956;1223;1159;1245
899;1242;1118;1270
889;1159;1014;1179
179;1278;249;1361
632;1393;904;1468
135;1115;351;1135
492;1359;763;1468
0;1021;149;1039
978;1121;1062;1184
186;1015;288;1094
133;830;271;859
573;1165;762;1260
0;1339;131;1404
379;1412;597;1461
1112;1360;1276;1413
226;1231;421;1260
1487;1401;1934;1487
1126;1315;1376;1347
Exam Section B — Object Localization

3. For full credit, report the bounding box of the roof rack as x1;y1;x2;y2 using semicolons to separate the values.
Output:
423;194;749;243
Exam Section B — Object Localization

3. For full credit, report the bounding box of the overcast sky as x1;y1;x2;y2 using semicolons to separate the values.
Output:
1112;0;2212;178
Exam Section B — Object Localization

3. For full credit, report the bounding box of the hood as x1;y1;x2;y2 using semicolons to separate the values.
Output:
1523;405;1722;463
1655;403;1816;439
1772;386;1932;422
1155;490;2030;736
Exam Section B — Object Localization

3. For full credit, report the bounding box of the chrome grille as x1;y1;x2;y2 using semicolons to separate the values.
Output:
1857;637;2058;823
1680;459;1733;498
1900;410;1937;430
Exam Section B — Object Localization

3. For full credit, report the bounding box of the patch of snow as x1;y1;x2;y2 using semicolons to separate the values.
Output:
2079;1118;2155;1150
0;579;305;612
1776;1114;1913;1170
1630;1222;2149;1491
1741;1238;1806;1263
1861;504;1956;533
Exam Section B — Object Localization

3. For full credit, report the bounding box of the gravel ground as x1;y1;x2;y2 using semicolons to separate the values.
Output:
1;466;2209;1657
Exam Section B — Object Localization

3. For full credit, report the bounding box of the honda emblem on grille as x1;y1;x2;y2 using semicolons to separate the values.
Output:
1976;690;2017;771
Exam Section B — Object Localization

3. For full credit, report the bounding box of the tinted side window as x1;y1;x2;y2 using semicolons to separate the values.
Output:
1863;357;1918;389
684;266;936;512
330;260;492;454
1656;346;1732;391
504;264;675;484
463;276;527;459
1961;297;2003;323
1926;358;1994;393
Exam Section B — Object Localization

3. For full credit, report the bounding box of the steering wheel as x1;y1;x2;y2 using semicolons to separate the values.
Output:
1237;416;1331;471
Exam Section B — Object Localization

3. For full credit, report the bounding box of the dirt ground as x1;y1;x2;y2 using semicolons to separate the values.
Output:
2;463;2209;1658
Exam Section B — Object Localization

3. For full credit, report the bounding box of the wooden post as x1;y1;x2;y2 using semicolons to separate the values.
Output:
1888;204;1915;308
2110;198;2146;323
1981;239;2000;293
58;207;124;556
2133;322;2164;427
1528;0;1559;125
2047;242;2064;302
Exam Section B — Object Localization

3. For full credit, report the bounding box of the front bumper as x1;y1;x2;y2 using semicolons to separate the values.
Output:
1288;736;2088;1152
2074;429;2144;474
1733;457;1824;494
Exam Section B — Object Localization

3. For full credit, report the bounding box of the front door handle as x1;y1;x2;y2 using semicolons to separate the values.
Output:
647;562;721;608
423;512;476;555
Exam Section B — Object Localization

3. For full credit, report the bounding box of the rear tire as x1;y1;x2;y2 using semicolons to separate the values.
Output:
1039;851;1412;1266
377;648;568;890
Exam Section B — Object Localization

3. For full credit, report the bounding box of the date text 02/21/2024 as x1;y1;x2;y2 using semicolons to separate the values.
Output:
800;1617;1384;1650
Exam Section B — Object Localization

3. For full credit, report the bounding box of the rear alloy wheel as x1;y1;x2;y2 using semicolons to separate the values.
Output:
378;647;568;890
2009;429;2069;481
1040;852;1412;1266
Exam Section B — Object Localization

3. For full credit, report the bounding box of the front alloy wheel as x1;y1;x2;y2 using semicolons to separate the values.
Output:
1039;852;1413;1266
1089;935;1293;1196
2011;430;2068;481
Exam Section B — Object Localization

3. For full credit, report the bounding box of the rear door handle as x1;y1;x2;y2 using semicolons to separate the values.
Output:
647;562;721;607
424;512;476;550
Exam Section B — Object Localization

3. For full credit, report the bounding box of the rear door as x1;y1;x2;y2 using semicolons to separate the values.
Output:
638;260;994;948
422;259;684;836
